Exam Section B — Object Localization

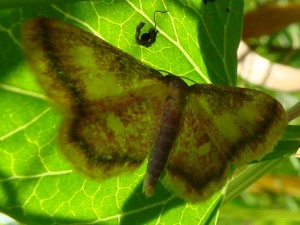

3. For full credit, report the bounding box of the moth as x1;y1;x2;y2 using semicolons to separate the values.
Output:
22;17;287;202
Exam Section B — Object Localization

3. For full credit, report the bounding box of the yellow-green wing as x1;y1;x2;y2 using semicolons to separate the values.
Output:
22;18;170;180
59;87;168;179
163;84;287;202
22;17;166;112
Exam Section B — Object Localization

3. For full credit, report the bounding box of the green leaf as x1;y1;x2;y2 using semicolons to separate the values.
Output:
0;0;243;224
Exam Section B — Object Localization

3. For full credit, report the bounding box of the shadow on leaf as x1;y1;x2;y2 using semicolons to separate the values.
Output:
121;179;184;225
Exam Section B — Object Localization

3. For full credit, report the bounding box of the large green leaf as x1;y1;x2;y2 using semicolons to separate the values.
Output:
0;0;243;224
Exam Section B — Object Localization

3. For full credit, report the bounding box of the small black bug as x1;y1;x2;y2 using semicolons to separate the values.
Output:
135;10;168;47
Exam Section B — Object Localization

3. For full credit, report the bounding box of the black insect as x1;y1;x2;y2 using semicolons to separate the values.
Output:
135;10;168;47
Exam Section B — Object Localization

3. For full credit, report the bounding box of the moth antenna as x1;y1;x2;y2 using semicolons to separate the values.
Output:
176;75;199;84
157;69;200;85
